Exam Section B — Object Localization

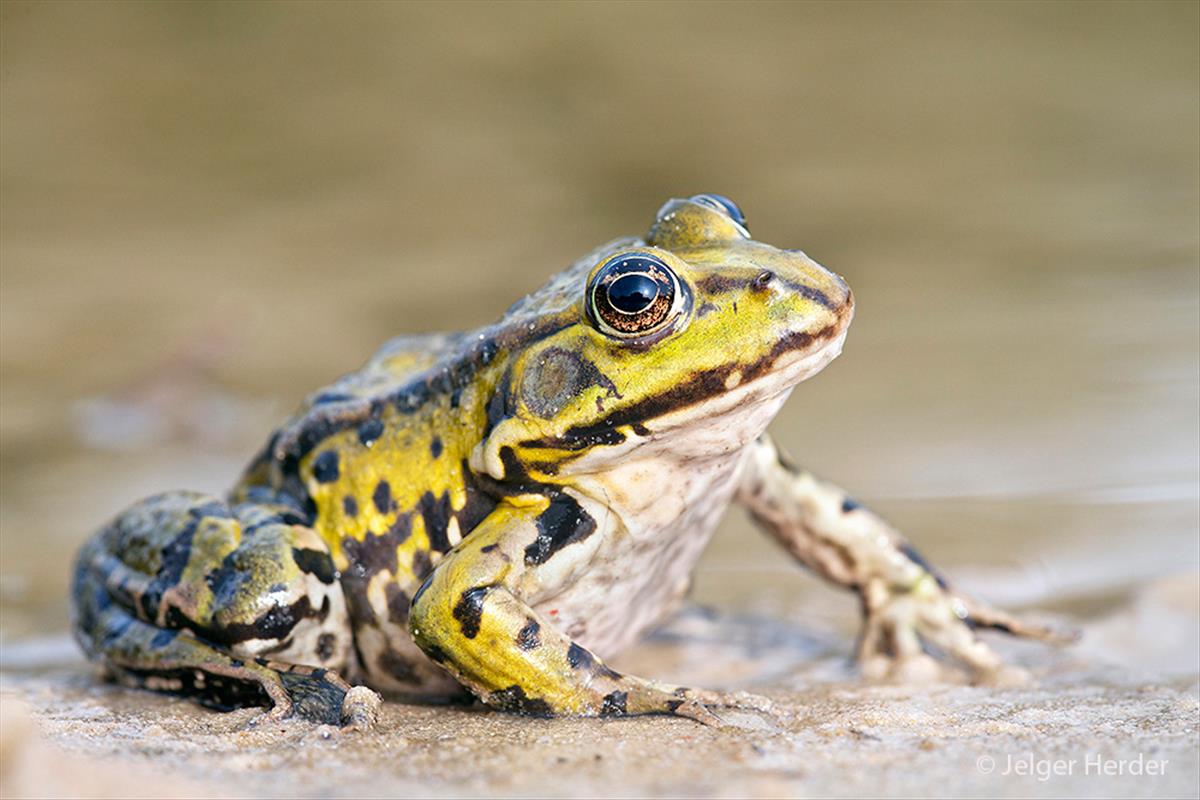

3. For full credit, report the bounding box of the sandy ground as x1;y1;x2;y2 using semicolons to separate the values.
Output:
2;577;1197;800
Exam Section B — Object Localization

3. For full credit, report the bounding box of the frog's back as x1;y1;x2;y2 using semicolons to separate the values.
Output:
229;331;502;689
236;237;628;559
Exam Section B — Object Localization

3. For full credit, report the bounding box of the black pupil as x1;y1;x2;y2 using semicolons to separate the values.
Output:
608;273;659;313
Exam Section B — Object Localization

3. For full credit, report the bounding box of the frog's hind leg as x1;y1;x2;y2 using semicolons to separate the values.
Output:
75;585;352;723
70;491;379;727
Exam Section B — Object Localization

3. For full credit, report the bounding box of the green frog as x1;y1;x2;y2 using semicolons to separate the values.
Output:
71;195;1058;728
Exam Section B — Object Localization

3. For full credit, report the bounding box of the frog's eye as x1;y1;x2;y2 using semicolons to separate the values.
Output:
588;253;684;339
689;193;747;229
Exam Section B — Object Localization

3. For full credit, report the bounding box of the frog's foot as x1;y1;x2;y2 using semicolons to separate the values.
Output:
856;577;1067;684
268;662;381;729
271;680;381;731
99;614;377;728
76;556;376;727
71;490;371;724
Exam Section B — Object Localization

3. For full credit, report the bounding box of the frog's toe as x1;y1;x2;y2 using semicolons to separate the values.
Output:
670;697;786;732
664;688;785;730
857;578;1014;682
259;699;294;724
959;596;1080;646
339;685;383;731
858;582;1065;686
863;652;947;684
667;698;728;728
682;688;778;716
974;663;1032;687
723;690;776;714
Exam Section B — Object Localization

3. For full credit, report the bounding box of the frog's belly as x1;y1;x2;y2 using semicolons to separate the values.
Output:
531;447;750;657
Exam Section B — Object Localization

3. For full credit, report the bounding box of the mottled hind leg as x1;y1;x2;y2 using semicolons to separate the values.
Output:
409;498;770;723
738;435;1070;682
70;491;379;727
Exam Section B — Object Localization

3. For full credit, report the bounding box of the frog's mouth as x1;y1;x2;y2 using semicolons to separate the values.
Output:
636;318;852;436
532;296;853;455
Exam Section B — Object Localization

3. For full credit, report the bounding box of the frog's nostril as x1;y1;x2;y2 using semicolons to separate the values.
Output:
752;270;774;290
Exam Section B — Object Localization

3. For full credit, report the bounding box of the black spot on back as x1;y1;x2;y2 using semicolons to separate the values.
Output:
312;391;355;405
342;495;359;517
358;418;385;447
311;451;340;484
430;437;444;459
373;480;395;514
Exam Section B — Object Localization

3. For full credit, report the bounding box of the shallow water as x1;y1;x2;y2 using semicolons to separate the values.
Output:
1;2;1197;797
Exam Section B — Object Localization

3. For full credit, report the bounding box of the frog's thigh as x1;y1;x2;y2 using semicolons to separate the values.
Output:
72;491;370;725
408;498;696;718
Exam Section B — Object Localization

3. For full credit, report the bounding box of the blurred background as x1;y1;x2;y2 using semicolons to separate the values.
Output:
1;1;1197;677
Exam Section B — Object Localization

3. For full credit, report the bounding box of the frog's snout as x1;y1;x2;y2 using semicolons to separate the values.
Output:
773;250;854;329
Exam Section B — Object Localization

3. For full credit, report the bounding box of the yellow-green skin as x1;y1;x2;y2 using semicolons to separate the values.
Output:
71;196;1052;726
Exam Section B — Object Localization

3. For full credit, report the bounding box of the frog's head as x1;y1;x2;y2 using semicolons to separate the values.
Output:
475;194;853;480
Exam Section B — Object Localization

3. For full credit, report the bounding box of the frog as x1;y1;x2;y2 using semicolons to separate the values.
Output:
70;194;1061;728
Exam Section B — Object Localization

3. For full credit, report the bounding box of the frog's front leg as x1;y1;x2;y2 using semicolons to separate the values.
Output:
737;435;1065;682
71;491;379;728
408;495;736;721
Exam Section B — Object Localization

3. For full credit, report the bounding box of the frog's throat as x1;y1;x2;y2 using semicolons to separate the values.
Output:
472;321;850;481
